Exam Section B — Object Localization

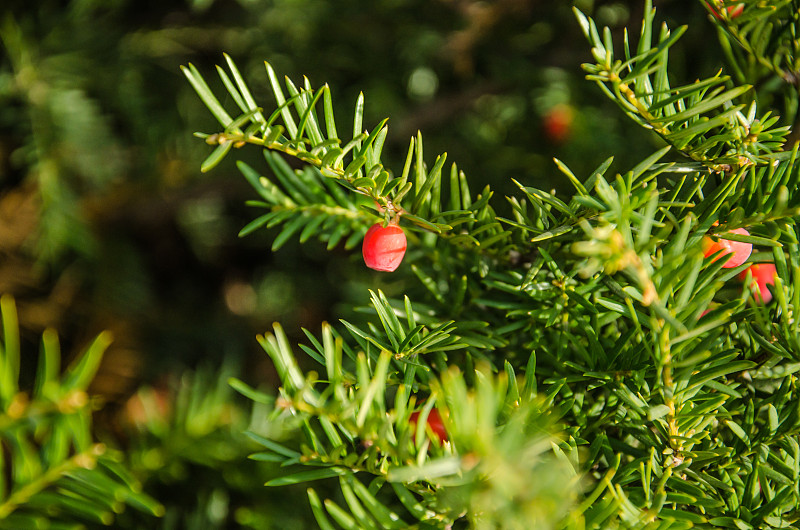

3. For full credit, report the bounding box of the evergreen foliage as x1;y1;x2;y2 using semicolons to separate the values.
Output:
0;294;162;528
2;0;800;528
118;362;311;529
184;0;800;527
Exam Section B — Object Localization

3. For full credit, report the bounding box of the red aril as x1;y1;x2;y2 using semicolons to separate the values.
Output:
542;104;574;144
409;408;447;442
706;1;744;19
362;223;407;272
702;227;751;268
738;263;778;304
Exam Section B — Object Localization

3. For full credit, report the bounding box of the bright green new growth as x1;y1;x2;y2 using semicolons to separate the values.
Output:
185;1;800;528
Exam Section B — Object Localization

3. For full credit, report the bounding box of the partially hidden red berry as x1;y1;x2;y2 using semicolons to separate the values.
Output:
542;104;574;144
409;408;448;442
738;263;778;304
702;227;752;268
727;3;745;17
706;1;744;19
362;222;407;272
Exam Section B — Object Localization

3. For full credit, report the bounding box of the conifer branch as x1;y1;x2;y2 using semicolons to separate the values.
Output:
185;1;800;526
0;295;162;526
575;0;791;171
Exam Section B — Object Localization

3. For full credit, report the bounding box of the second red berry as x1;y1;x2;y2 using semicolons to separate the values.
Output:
409;408;448;442
738;263;778;304
702;228;752;268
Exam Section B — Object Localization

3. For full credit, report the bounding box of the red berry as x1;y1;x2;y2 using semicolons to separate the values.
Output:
409;408;448;442
728;4;744;18
738;263;778;304
362;223;407;272
702;228;752;268
706;1;744;19
542;104;574;144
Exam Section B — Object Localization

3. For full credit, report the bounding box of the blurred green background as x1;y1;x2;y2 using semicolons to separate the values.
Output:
0;0;782;527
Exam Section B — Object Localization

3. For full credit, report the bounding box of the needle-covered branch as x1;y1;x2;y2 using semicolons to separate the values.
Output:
0;295;162;528
184;1;800;527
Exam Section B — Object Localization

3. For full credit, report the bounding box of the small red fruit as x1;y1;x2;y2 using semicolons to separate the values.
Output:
738;263;778;304
727;3;745;18
362;222;407;272
409;408;448;442
542;104;574;144
702;227;752;268
706;1;744;19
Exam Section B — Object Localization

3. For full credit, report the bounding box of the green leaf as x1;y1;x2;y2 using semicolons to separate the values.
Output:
324;498;360;530
34;328;60;399
307;488;337;530
0;294;20;405
216;65;248;115
322;85;338;140
223;53;265;124
677;360;756;397
265;62;298;139
411;154;447;214
356;351;391;427
387;457;461;482
228;377;273;404
652;85;752;124
245;432;301;459
647;404;671;421
239;212;277;237
338;477;380;530
349;477;407;529
389;483;429;521
272;214;310;251
352;92;364;152
181;63;234;128
200;141;233;172
724;420;750;443
265;467;347;486
62;332;113;391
